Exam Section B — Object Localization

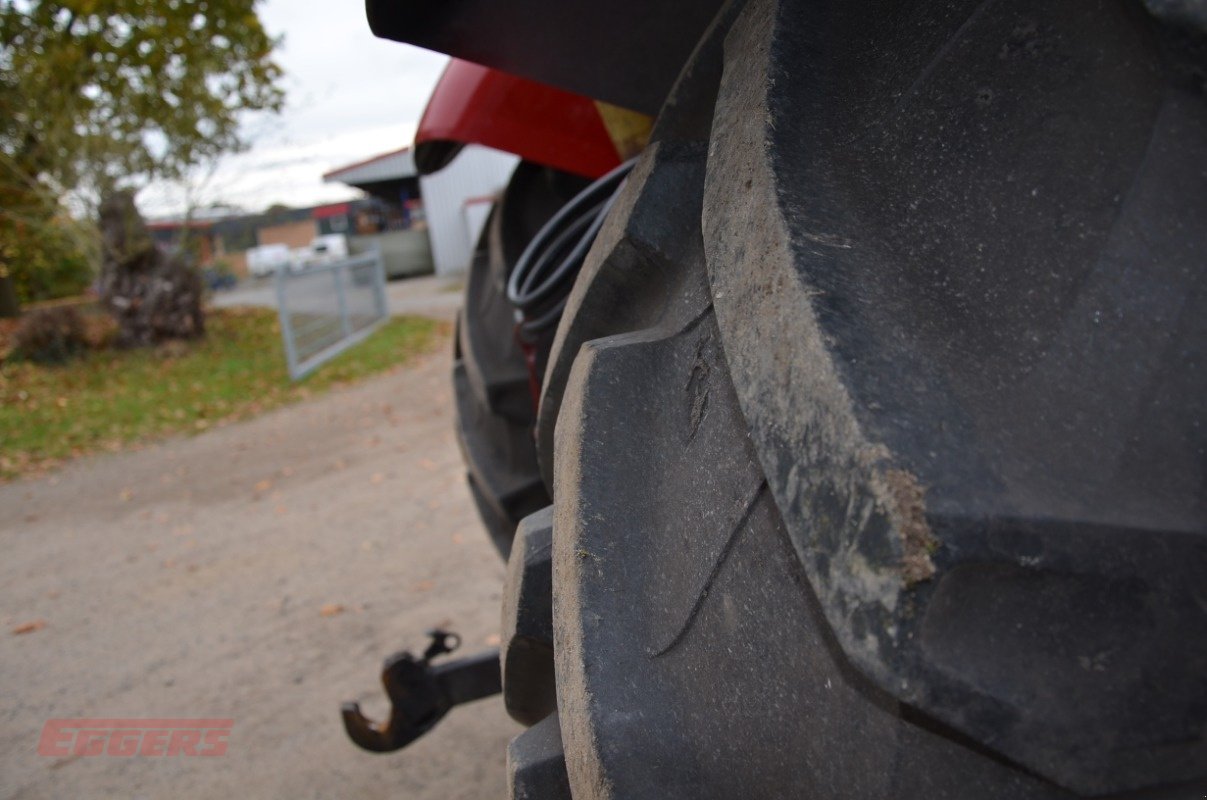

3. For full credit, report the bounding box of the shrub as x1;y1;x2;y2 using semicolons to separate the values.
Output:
203;259;238;291
9;306;87;364
3;216;96;305
12;248;94;304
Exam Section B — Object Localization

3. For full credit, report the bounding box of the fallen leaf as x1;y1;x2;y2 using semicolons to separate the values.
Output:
418;458;437;472
451;533;464;545
119;488;135;502
412;580;435;593
370;473;384;485
483;633;502;647
319;603;345;617
12;619;47;635
253;479;273;493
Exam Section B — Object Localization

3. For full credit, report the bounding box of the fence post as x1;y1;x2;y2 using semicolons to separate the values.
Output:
275;267;300;380
335;262;351;337
374;248;388;319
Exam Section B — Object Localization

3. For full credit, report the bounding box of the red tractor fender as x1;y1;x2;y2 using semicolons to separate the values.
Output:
413;59;648;178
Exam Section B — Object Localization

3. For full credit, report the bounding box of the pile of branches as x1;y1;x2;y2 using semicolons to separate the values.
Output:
97;190;203;348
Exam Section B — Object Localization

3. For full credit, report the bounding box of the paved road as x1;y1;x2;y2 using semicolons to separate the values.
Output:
0;341;520;799
212;274;464;322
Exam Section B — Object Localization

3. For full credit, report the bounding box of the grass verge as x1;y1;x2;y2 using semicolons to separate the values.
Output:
0;307;445;480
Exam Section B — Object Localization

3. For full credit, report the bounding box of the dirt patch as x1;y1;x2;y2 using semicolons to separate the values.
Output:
883;468;937;585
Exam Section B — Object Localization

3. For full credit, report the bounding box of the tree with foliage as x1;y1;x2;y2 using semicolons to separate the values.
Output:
0;0;285;323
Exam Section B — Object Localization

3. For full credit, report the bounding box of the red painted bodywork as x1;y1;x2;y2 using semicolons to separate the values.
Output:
415;59;621;179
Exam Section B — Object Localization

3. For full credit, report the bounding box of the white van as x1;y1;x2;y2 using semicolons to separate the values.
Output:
246;243;291;278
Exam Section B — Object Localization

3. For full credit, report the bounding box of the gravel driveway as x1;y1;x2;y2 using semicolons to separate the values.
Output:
0;339;519;799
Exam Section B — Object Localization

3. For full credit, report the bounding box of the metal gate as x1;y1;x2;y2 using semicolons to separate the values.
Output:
275;251;388;380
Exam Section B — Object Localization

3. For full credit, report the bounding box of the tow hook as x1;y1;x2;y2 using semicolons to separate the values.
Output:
341;629;501;753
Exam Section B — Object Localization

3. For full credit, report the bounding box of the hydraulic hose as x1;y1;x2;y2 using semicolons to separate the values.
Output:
507;158;636;337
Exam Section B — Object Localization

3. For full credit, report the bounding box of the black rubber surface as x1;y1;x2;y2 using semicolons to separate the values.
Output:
499;0;1207;796
547;141;1070;800
701;0;1207;792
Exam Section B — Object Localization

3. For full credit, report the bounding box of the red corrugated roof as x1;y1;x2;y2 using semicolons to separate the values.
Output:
312;202;351;219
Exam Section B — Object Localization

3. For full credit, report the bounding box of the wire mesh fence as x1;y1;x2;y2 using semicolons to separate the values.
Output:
275;252;388;380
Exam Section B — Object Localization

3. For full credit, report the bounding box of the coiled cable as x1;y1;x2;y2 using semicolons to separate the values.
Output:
506;158;636;337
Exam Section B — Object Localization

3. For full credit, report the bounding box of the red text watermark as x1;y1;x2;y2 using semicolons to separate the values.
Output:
38;719;233;757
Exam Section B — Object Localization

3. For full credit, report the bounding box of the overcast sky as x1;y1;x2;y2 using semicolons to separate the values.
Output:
137;0;449;218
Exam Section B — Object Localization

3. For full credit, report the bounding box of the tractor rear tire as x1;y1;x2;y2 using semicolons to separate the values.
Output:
502;0;1207;797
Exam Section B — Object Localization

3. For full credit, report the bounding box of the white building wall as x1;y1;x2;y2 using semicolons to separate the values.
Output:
419;145;519;275
462;200;493;253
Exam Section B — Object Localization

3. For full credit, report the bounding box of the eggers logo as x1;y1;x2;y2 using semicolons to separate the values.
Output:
38;719;233;757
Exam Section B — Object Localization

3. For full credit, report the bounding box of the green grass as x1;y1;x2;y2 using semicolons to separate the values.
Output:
0;308;445;480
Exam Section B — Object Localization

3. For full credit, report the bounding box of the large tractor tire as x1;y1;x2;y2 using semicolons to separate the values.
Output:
497;0;1207;798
